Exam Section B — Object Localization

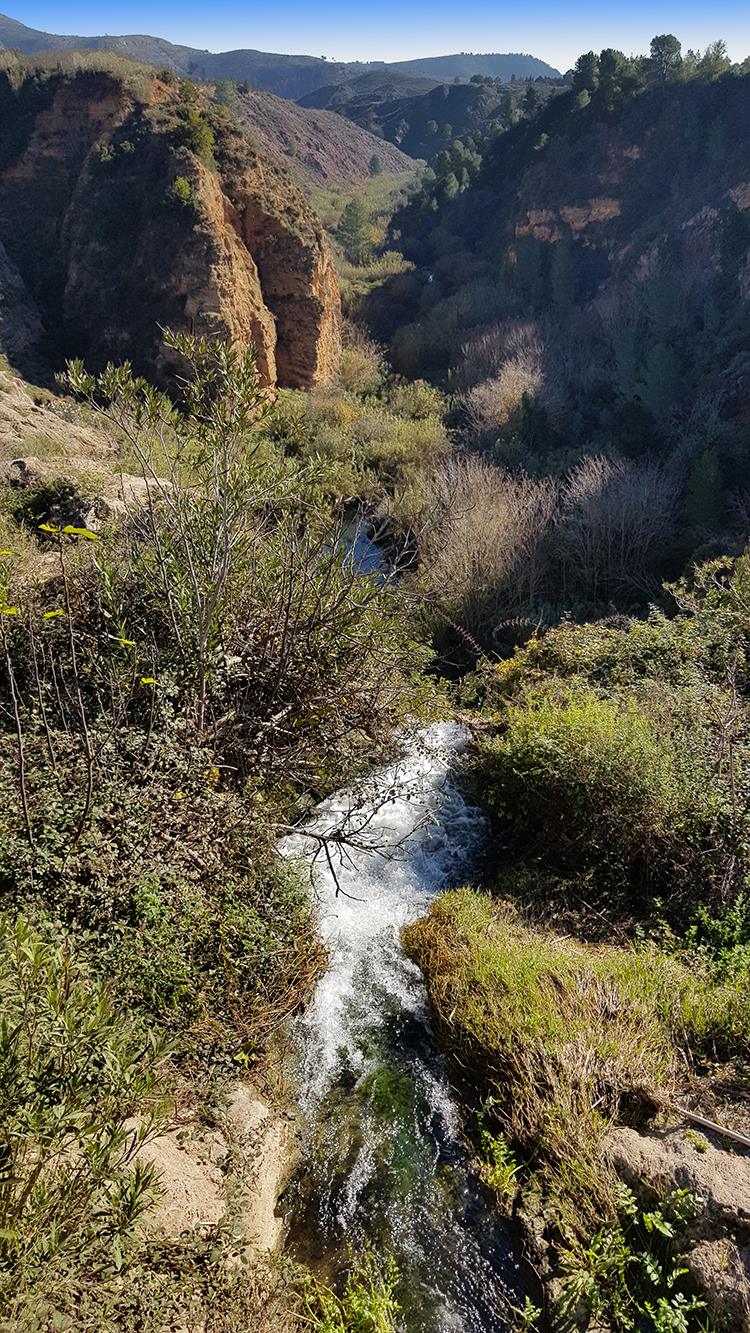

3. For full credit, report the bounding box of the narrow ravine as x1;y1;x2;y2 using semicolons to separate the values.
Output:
282;723;528;1331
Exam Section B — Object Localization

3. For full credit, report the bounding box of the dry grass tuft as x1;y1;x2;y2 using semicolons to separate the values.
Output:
415;454;557;639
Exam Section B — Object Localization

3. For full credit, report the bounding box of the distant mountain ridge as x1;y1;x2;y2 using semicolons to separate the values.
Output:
392;52;561;80
299;71;558;157
0;11;560;99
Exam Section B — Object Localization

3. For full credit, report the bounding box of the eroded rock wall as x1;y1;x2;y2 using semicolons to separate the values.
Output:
0;62;340;387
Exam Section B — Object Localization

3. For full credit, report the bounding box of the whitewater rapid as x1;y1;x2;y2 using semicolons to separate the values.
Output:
282;723;527;1332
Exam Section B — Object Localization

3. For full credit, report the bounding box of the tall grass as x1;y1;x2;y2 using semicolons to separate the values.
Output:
404;889;750;1230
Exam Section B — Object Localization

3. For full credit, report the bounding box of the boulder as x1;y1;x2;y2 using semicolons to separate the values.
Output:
607;1123;750;1330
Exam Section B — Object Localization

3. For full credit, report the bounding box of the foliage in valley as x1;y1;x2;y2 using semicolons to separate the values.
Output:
0;332;433;1326
407;549;750;1328
377;48;750;624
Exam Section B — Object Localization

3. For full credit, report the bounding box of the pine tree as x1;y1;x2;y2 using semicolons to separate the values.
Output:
337;198;372;266
649;34;682;82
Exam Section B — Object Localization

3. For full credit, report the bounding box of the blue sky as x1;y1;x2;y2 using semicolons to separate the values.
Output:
10;1;750;70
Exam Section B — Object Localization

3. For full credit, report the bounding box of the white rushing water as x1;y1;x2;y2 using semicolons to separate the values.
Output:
283;723;527;1332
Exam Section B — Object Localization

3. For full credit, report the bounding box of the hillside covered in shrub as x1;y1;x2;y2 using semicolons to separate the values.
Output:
382;52;750;550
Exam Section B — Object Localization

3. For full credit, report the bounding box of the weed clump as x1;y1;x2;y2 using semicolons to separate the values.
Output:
304;1253;400;1332
557;1186;711;1332
0;917;164;1323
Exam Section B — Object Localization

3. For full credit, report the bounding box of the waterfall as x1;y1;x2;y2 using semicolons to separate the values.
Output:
282;723;527;1331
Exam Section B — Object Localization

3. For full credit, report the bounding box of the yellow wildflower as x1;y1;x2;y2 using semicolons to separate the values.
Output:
62;525;99;541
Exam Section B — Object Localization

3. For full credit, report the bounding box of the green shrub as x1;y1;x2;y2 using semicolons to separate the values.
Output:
387;379;445;421
469;551;750;912
8;477;86;531
0;917;165;1320
476;615;701;703
339;342;386;397
174;108;215;164
0;335;435;1063
557;1186;712;1333
0;717;325;1060
266;366;449;509
165;175;195;210
475;679;722;903
685;892;750;983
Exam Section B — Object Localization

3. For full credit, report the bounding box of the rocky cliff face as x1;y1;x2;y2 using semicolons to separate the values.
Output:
0;56;340;387
491;77;750;307
0;242;42;365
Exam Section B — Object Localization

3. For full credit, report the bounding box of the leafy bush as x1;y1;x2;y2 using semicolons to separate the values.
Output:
268;365;448;511
0;334;433;1070
387;378;445;421
0;717;324;1057
165;175;195;210
8;477;87;531
304;1254;400;1332
475;679;721;901
339;340;386;396
469;551;750;909
558;1186;711;1333
476;615;703;702
173;108;215;164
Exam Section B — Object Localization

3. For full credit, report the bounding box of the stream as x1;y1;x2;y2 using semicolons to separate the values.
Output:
282;723;528;1331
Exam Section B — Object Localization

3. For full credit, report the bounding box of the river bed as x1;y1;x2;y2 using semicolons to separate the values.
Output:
281;723;528;1331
